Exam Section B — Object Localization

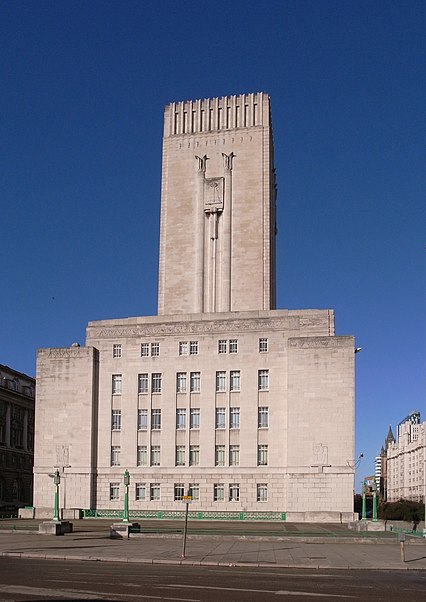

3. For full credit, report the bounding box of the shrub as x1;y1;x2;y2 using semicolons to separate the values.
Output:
378;500;425;522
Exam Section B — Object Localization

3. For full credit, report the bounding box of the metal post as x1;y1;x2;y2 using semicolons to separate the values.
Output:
181;500;189;558
372;479;377;522
361;481;367;520
399;533;406;562
53;469;60;522
123;470;130;523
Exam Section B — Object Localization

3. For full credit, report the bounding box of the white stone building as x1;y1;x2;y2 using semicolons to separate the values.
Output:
34;93;356;522
387;412;426;503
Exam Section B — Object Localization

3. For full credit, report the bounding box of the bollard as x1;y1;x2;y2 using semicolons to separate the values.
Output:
399;532;406;562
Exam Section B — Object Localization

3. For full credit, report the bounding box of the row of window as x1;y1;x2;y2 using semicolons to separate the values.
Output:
110;481;269;502
112;338;269;358
112;406;269;431
112;370;270;395
111;444;269;467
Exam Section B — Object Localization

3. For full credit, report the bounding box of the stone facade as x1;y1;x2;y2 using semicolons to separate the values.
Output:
33;93;356;522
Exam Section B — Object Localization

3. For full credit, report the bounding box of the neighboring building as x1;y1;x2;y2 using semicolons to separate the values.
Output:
33;93;356;522
375;425;395;500
0;365;35;511
387;411;426;502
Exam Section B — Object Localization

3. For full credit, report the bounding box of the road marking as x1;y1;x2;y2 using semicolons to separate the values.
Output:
0;585;199;601
164;583;355;598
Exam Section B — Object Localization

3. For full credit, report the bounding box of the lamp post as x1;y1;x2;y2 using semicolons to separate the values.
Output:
372;478;378;522
53;469;60;522
123;470;130;523
361;480;367;520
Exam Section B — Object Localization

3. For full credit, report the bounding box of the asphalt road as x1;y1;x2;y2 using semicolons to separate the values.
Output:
0;558;425;601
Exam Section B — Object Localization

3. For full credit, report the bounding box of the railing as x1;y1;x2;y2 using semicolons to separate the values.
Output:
82;509;286;521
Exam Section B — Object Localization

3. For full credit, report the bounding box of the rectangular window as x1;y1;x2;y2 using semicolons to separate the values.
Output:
137;445;147;466
215;445;225;466
135;483;146;501
259;338;268;353
258;369;269;391
215;407;226;429
216;370;226;392
138;408;148;430
111;446;120;466
229;339;238;353
112;344;122;358
109;483;120;501
151;342;160;356
214;483;224;501
150;483;160;501
111;409;121;431
258;406;269;428
218;339;227;354
152;373;162;393
176;408;186;429
258;445;268;466
141;343;149;357
230;370;240;392
229;407;240;429
112;374;122;395
190;372;200;393
174;483;185;501
151;409;161;430
257;483;268;502
190;408;200;429
229;445;240;466
178;341;188;356
189;341;198;355
176;372;187;393
189;445;199;466
176;445;186;466
138;373;148;394
229;483;240;501
150;446;160;466
189;483;200;501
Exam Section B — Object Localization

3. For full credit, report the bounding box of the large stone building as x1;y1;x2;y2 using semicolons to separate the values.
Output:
387;411;426;503
34;93;356;522
0;364;35;512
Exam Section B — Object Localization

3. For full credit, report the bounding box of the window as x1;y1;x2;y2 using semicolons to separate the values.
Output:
138;409;148;430
151;342;160;356
189;483;200;501
151;409;161;430
111;446;120;466
110;483;120;501
176;445;186;466
135;483;146;501
174;483;185;501
190;372;200;393
137;445;147;466
215;407;226;429
189;445;199;466
257;483;268;502
190;408;200;429
141;343;149;357
229;339;238;353
151;446;160;466
112;344;122;358
176;372;187;393
229;445;240;466
152;373;162;393
216;371;226;392
230;407;240;429
258;406;269;428
178;341;188;356
150;483;160;501
138;373;148;394
218;339;227;354
258;369;269;391
215;445;225;466
189;341;198;355
214;483;224;501
176;408;186;429
259;338;268;353
230;370;240;391
111;409;121;431
112;374;122;395
229;483;240;501
258;445;268;466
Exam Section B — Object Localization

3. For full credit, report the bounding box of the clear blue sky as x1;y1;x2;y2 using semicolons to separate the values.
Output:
1;0;424;489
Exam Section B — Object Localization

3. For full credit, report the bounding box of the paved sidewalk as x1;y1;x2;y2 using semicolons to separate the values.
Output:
0;529;425;570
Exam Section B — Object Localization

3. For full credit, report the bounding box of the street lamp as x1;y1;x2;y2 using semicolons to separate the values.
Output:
123;470;130;523
372;478;378;522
